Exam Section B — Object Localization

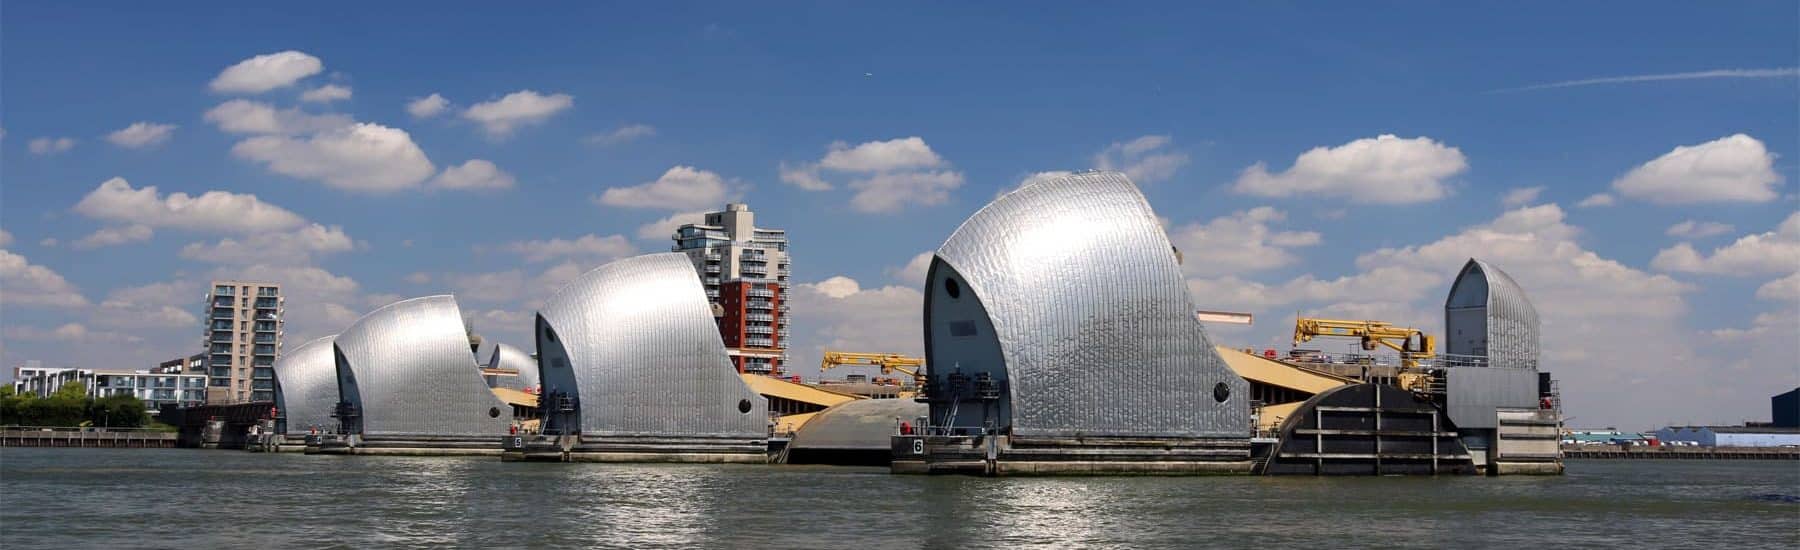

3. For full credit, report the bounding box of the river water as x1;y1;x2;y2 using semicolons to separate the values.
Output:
2;449;1795;549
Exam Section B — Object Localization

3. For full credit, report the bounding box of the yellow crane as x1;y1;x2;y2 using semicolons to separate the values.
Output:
819;351;926;386
1292;318;1436;369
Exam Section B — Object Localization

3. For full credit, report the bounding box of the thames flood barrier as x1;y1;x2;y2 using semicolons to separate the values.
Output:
505;253;769;463
893;171;1254;475
312;296;512;456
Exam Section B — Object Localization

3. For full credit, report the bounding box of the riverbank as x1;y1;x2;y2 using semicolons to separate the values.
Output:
1562;445;1798;460
1;426;177;448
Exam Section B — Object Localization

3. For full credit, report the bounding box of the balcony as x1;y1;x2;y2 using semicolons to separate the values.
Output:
704;264;721;274
746;300;773;310
703;277;720;286
253;345;276;356
212;286;235;297
253;334;276;344
747;288;774;298
211;308;234;320
745;326;774;335
745;338;774;348
745;313;773;322
706;289;720;298
254;298;280;308
742;266;768;276
255;322;278;332
255;313;279;321
252;367;274;380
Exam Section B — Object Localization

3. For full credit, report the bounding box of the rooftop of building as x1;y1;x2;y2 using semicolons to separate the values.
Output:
1661;425;1800;434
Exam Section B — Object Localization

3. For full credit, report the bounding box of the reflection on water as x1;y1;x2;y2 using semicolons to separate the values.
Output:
2;450;1795;549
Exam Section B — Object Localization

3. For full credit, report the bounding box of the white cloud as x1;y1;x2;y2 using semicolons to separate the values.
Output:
0;229;13;247
93;280;201;330
780;136;951;194
1168;207;1322;277
848;170;964;214
1665;220;1734;239
779;161;832;191
38;238;57;248
586;124;656;146
204;99;352;135
1500;186;1545;207
1651;212;1799;275
462;90;574;138
404;272;432;285
886;252;934;286
209;263;364;342
0;250;88;308
232;123;436;193
210;50;324;94
72;224;153;249
1188;204;1709;426
1575;193;1615;208
430;159;516;191
2;323;138;344
106;122;177;149
1612;134;1782;204
785;275;924;379
1492;67;1800;93
407;93;449;119
820;137;945;172
1232;134;1466;204
179;224;356;265
444;270;529;305
1756;272;1800;303
596;166;741;210
635;211;707;240
73;177;307;233
28;137;75;155
300;84;352;103
502;234;635;263
1094;135;1189;183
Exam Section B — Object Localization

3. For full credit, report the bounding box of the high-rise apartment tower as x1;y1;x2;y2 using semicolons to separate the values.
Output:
203;280;283;403
671;204;790;375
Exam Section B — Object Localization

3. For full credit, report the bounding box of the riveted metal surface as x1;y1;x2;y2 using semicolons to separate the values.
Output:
486;342;539;390
537;253;767;438
1445;259;1540;370
272;335;336;435
929;171;1249;438
334;295;511;437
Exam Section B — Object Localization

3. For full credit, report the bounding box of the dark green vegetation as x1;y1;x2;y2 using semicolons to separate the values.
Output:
0;383;149;428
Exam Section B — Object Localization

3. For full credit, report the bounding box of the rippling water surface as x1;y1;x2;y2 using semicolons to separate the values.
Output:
3;449;1796;548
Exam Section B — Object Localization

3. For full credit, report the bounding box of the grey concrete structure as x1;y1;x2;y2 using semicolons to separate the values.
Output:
485;342;539;391
1444;367;1541;430
332;296;511;442
1445;258;1540;370
272;335;336;436
519;253;767;462
787;399;927;465
900;171;1250;475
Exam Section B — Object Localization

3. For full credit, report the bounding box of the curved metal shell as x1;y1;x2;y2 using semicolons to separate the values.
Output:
486;342;539;391
925;171;1248;438
272;335;336;436
334;295;511;436
1444;259;1540;370
536;253;767;438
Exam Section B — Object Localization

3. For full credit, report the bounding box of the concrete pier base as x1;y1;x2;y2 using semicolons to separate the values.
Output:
892;434;1253;476
501;434;768;463
305;433;504;456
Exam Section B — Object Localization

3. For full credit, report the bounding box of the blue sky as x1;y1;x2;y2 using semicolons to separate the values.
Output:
2;2;1795;429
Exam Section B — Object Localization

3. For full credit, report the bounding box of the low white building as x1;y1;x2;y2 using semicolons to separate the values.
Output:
10;367;207;412
1654;426;1800;448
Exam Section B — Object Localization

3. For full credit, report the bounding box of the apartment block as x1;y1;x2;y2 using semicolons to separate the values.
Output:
204;280;283;403
671;203;791;375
